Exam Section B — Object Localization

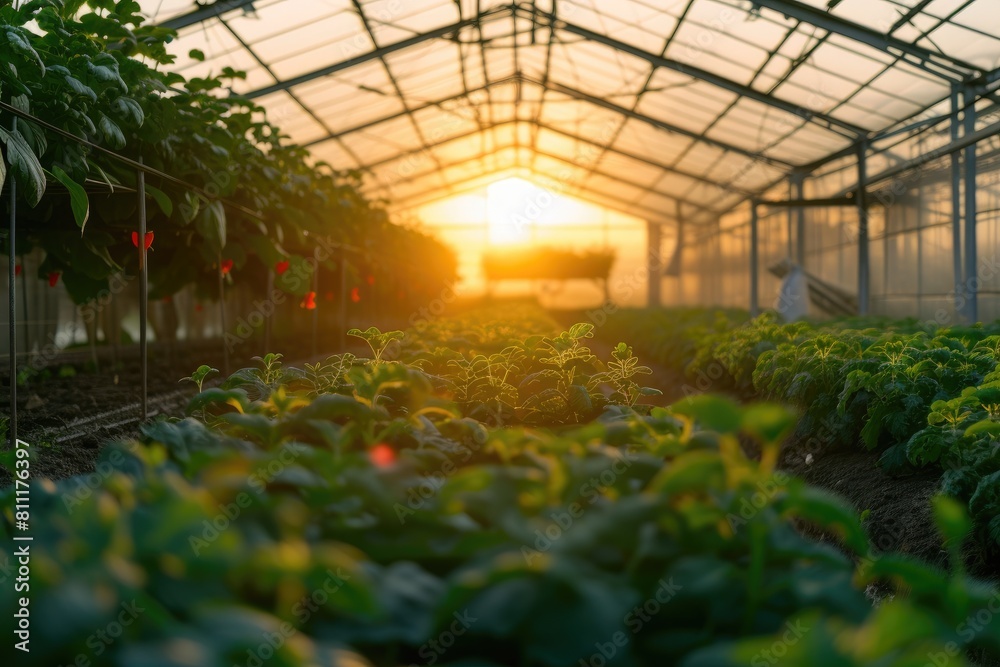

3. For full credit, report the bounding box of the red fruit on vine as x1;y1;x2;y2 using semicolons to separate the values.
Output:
132;231;154;250
220;259;233;275
370;443;396;467
14;265;21;277
275;260;290;275
48;272;60;287
350;287;361;303
300;291;316;310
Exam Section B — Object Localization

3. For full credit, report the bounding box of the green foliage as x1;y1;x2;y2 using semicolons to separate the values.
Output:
348;326;405;363
179;364;219;393
605;307;1000;555
0;1;457;305
6;304;1000;665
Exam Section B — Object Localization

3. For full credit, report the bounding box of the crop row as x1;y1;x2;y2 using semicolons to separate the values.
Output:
603;308;1000;554
3;308;1000;666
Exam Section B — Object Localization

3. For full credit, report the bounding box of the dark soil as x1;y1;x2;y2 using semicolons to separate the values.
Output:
0;336;371;486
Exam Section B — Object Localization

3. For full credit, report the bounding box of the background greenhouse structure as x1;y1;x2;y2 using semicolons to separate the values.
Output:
143;0;1000;323
12;3;1000;665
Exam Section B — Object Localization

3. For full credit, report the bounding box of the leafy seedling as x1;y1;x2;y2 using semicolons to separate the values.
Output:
180;365;219;393
349;327;404;363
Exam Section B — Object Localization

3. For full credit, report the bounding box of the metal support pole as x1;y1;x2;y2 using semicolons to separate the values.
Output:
137;160;148;421
311;266;319;357
792;173;805;266
750;201;759;317
264;269;273;353
18;254;26;360
218;252;229;376
963;88;978;323
786;179;794;259
338;249;348;351
856;143;869;317
646;220;662;307
7;117;17;447
950;87;964;320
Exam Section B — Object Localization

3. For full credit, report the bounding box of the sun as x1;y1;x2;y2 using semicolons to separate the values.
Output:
486;177;549;245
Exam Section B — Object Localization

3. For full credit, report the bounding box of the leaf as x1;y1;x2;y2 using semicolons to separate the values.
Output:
741;403;796;444
145;184;173;216
965;419;1000;437
782;485;869;555
567;384;592;414
196;199;226;253
931;494;971;549
63;75;97;101
50;166;89;233
98;114;126;149
0;127;46;205
113;97;144;125
670;394;743;434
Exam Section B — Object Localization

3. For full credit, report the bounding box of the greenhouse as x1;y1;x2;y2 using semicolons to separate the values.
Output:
3;0;1000;666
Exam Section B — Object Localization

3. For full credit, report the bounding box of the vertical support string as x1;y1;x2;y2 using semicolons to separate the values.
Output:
137;158;148;421
7;116;17;448
338;248;348;352
856;143;869;317
265;268;273;354
950;86;963;320
219;252;229;376
963;87;978;323
750;200;759;317
311;263;319;358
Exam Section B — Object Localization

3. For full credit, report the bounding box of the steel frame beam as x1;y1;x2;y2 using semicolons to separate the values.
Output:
386;159;679;226
365;121;725;217
391;172;678;228
856;142;869;316
302;73;790;180
963;86;978;322
750;0;979;81
350;0;449;187
354;110;749;209
240;8;513;100
158;0;258;31
527;77;795;171
750;200;759;316
376;135;721;218
519;5;867;139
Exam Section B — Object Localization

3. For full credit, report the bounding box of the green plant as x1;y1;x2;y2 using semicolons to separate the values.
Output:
348;327;404;363
179;364;219;393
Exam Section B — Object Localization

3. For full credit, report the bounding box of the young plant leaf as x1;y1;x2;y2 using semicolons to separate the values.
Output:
50;166;90;233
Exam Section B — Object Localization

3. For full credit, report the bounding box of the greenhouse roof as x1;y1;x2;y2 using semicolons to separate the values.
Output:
140;0;1000;226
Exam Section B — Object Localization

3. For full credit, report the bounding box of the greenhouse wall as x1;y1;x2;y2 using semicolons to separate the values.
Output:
669;126;1000;323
